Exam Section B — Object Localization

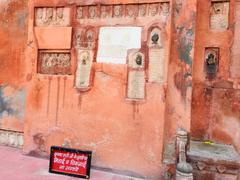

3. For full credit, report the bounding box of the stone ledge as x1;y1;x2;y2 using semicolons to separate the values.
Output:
0;130;23;149
187;141;240;175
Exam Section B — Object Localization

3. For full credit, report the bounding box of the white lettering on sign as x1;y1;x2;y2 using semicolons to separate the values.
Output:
97;27;142;64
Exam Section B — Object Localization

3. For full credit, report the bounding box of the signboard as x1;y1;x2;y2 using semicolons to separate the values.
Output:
49;146;92;179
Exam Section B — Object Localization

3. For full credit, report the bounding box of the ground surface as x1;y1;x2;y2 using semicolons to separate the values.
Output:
0;145;141;180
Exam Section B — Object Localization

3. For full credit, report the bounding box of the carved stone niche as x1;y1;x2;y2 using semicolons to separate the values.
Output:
127;51;145;100
160;2;170;17
139;4;147;17
88;6;98;19
128;50;145;69
210;1;230;30
75;50;93;89
148;27;162;48
148;27;166;83
205;47;219;79
148;3;160;16
100;5;112;18
76;6;88;19
113;5;123;18
75;28;96;49
126;4;138;18
35;7;71;26
38;51;71;75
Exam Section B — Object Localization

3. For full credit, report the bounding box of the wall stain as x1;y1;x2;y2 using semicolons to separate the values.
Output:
46;77;52;115
0;85;26;119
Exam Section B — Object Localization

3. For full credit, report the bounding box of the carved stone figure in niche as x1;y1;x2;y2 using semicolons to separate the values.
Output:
77;7;84;19
101;6;111;18
161;3;170;16
210;2;229;29
205;48;219;77
149;27;162;47
126;5;138;18
39;52;71;75
113;5;122;18
89;6;97;19
149;3;159;16
139;4;147;17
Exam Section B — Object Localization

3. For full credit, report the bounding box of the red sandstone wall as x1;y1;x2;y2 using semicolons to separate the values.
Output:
192;0;240;152
0;0;28;132
23;0;172;179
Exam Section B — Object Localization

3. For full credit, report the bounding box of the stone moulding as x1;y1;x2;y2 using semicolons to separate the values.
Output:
0;130;24;149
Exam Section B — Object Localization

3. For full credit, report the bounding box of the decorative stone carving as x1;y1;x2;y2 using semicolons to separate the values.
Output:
149;27;162;47
148;27;166;83
128;51;145;69
210;1;229;30
86;29;95;49
126;5;138;18
139;4;147;17
127;71;145;99
161;2;170;16
113;5;123;18
77;6;84;19
38;51;71;75
0;130;24;148
205;47;219;79
176;129;193;180
89;6;97;19
149;3;159;16
75;50;93;89
35;7;71;26
75;29;84;48
75;28;96;49
100;5;112;18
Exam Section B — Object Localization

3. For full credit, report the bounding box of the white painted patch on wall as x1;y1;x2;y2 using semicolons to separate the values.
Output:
97;27;142;64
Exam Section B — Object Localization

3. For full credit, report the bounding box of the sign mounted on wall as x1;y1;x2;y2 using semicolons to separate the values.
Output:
49;146;92;179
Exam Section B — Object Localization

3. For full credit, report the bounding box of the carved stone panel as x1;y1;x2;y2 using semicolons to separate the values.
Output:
100;5;112;18
76;3;170;20
210;1;229;30
205;47;219;79
75;50;93;89
128;51;145;69
126;5;138;18
113;5;123;18
127;71;145;99
35;7;71;26
148;48;165;83
88;6;98;19
38;51;71;75
149;3;159;16
75;28;96;49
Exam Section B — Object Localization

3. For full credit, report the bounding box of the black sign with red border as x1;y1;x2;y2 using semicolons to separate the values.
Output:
49;146;92;179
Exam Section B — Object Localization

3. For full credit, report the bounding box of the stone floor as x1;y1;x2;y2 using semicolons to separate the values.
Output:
0;145;142;180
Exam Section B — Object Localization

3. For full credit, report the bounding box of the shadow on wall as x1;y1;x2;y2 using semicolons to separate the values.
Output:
0;85;26;120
